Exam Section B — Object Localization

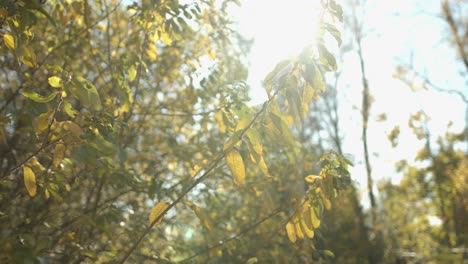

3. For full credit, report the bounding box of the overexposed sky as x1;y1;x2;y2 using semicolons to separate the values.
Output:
231;0;466;207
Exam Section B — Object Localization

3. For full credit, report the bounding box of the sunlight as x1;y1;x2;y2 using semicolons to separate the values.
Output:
234;0;323;104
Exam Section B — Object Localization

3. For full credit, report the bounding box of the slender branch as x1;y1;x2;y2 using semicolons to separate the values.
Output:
177;208;282;263
0;135;66;180
442;0;468;72
118;101;270;263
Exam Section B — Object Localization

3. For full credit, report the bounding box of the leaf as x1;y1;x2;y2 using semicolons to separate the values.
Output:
323;250;335;258
22;91;58;103
245;257;258;264
310;205;321;229
128;65;137;82
72;77;102;111
286;222;297;243
48;76;63;88
53;143;66;167
149;202;169;227
263;59;291;95
63;101;78;118
304;175;320;183
294;218;305;239
246;129;262;155
61;121;82;137
34;110;53;133
223;130;242;152
145;44;158;61
3;34;15;50
23;166;37;197
324;23;342;46
193;206;213;231
226;149;245;186
299;217;314;238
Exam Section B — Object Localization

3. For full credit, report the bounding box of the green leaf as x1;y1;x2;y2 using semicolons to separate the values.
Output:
263;60;291;95
323;250;335;258
245;257;258;264
22;91;57;103
149;202;169;227
223;130;243;152
3;34;15;50
324;23;342;46
48;76;63;88
23;166;37;197
226;149;246;186
318;45;337;71
71;77;102;111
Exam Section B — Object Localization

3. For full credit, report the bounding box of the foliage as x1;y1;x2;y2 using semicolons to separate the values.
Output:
0;0;350;263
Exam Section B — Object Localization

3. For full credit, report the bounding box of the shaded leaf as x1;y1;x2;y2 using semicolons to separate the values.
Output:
22;91;58;103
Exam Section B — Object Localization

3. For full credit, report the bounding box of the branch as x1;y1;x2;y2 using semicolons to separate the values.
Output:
177;208;282;263
0;135;66;180
118;101;270;263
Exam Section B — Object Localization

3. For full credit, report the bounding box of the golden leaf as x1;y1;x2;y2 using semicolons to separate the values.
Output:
149;202;169;227
226;149;245;186
53;143;66;167
3;34;15;50
286;222;297;243
23;166;37;197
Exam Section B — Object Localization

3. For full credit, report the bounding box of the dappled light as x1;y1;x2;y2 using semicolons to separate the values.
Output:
0;0;466;263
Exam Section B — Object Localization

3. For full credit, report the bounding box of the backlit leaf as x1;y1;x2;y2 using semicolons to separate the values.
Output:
299;217;314;238
3;34;15;50
63;101;78;118
149;202;170;227
310;205;321;229
23;166;37;197
226;149;245;186
48;76;63;88
286;222;297;243
128;65;137;82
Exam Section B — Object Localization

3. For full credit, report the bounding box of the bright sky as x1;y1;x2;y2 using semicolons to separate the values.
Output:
231;0;466;208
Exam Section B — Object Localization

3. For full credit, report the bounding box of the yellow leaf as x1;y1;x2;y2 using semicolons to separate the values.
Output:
304;175;320;183
48;76;63;88
214;111;226;133
23;166;37;197
294;218;304;239
286;222;297;243
226;149;245;186
53;143;66;167
149;202;169;227
310;206;321;229
145;44;158;61
3;34;15;50
299;217;314;238
161;31;172;46
128;65;137;82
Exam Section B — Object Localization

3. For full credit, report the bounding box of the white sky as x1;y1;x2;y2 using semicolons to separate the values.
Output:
231;0;467;208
